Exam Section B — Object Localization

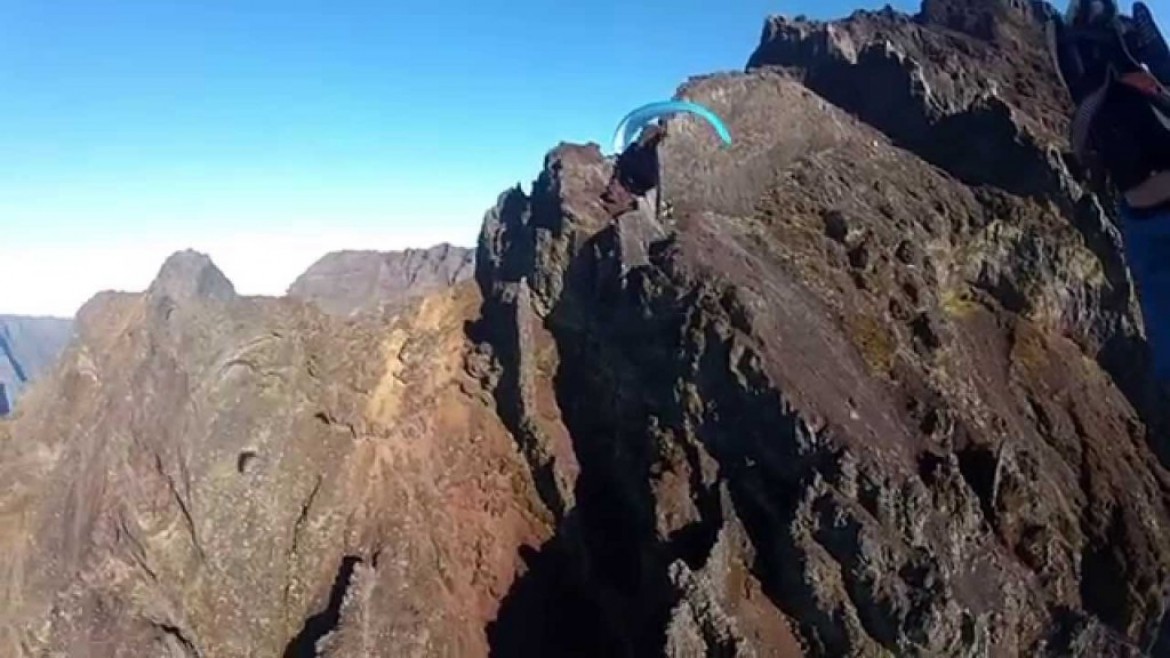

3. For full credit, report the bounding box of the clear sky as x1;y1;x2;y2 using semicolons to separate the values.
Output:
2;0;1148;317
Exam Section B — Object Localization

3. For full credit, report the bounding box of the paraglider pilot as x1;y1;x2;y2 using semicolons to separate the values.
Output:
617;120;667;196
603;121;667;217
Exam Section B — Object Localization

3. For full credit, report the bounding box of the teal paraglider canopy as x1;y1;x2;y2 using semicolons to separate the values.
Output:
612;100;732;153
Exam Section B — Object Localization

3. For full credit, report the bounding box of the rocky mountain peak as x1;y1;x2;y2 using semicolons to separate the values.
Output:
917;0;1056;40
146;249;237;304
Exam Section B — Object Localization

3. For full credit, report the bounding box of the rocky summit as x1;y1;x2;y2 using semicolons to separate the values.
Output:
4;0;1170;656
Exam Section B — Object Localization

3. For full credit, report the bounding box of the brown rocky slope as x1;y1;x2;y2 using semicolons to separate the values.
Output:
4;0;1170;656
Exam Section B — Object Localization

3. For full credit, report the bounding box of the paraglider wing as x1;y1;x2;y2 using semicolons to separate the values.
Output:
612;100;732;154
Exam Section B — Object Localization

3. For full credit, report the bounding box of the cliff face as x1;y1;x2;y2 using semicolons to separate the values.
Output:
3;1;1170;657
286;244;475;317
473;72;1169;658
0;251;546;657
0;315;73;416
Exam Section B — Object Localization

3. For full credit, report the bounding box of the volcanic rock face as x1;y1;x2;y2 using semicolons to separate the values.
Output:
0;314;73;416
287;243;476;317
3;1;1170;657
0;254;548;657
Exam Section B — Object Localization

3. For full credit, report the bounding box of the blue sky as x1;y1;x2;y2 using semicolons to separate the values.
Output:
0;0;1149;315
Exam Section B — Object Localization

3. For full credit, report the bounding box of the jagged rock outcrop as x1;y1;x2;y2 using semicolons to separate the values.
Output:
149;250;238;304
287;243;475;317
471;0;1170;655
742;0;1167;447
3;0;1170;657
0;315;73;416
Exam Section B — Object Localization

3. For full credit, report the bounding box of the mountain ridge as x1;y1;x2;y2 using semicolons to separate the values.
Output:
3;1;1170;656
287;242;475;317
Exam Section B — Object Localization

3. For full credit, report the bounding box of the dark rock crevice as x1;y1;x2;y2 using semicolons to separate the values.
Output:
154;452;205;562
666;436;724;572
151;621;203;658
535;249;684;656
486;526;627;658
1079;507;1131;633
956;443;999;524
283;555;363;658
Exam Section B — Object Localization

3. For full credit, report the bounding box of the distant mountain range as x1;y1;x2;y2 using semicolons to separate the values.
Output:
0;244;473;416
0;315;73;415
287;243;475;317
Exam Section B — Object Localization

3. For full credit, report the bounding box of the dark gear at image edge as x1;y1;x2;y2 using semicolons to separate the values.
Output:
1051;1;1170;381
